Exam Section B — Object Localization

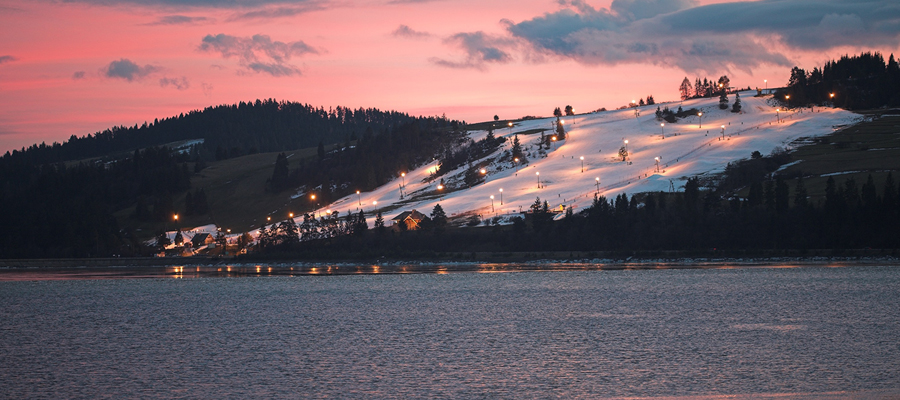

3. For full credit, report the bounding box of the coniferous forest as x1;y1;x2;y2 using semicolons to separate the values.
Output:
0;101;462;258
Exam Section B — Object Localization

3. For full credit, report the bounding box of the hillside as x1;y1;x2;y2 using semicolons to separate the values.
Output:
168;91;874;246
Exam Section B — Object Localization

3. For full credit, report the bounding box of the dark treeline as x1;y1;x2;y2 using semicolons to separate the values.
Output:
1;99;449;166
261;171;900;259
0;146;191;258
268;117;466;206
0;99;463;258
777;51;900;109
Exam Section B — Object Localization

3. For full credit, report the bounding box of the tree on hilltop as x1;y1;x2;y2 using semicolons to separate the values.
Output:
680;77;693;100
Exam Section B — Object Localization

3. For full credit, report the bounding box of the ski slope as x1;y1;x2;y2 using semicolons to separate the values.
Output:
324;91;859;224
171;91;861;243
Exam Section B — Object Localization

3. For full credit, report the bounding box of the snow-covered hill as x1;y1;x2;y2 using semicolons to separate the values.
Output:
322;91;859;224
171;91;861;243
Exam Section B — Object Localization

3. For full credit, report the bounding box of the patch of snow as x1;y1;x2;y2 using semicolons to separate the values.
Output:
821;170;862;177
776;160;803;172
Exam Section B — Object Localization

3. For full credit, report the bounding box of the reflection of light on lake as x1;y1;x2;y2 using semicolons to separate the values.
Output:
436;267;447;274
227;266;232;272
310;267;319;274
372;265;380;274
256;266;261;274
172;266;184;278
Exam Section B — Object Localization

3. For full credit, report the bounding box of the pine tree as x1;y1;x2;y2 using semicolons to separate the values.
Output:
354;210;368;235
374;211;385;233
680;77;693;100
555;120;566;140
156;232;171;250
731;92;742;113
270;152;290;192
511;134;524;160
431;203;447;229
564;105;574;116
174;229;184;246
719;91;729;109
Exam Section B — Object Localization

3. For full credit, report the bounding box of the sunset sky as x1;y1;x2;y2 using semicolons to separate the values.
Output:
1;0;898;153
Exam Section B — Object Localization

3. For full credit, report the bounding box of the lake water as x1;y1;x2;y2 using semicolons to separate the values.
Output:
2;264;899;399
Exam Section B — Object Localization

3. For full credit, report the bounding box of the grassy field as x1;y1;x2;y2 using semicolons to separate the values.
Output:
734;113;900;203
117;146;321;239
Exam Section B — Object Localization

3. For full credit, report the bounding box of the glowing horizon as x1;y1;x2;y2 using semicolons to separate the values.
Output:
1;0;898;153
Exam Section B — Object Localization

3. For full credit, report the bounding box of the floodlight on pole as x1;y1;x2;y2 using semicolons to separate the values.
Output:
536;171;541;189
514;157;519;175
580;156;584;173
660;123;665;139
490;195;495;213
698;112;703;128
655;156;660;172
595;177;600;194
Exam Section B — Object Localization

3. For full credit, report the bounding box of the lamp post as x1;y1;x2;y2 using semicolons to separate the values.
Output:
490;195;495;213
580;156;584;173
830;92;835;107
595;177;600;194
356;190;361;206
776;108;780;123
437;184;444;201
698;112;703;128
514;157;519;176
508;121;513;135
632;100;638;118
536;171;541;189
721;125;726;140
660;123;665;139
764;79;767;94
309;194;316;216
655;156;660;173
785;94;790;108
499;188;503;205
400;172;406;199
624;139;628;153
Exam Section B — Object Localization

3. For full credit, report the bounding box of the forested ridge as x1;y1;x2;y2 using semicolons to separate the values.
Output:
2;99;443;165
0;101;462;258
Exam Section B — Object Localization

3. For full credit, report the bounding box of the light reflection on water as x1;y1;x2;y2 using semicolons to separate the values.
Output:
1;265;899;399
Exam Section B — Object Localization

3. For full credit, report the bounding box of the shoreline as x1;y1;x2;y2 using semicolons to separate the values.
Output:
1;255;898;281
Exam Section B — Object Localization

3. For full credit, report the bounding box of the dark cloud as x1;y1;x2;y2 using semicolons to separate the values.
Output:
499;0;900;74
430;32;515;70
104;58;161;81
144;15;211;25
0;55;16;65
392;25;432;39
198;33;317;76
59;0;324;8
72;71;86;79
201;82;213;96
227;3;326;20
159;76;190;90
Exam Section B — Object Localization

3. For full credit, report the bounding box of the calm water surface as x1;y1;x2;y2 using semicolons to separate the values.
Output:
1;265;899;399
